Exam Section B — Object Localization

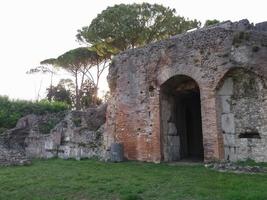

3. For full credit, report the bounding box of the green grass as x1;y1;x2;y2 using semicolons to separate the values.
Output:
0;159;266;200
236;159;267;168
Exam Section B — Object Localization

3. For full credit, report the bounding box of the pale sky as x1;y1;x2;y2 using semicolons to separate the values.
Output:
0;0;266;100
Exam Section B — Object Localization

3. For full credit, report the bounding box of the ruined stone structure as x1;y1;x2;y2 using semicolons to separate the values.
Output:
1;19;267;166
105;20;267;163
0;105;107;165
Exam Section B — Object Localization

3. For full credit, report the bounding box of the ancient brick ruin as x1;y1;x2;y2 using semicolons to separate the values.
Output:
105;20;267;163
1;19;267;166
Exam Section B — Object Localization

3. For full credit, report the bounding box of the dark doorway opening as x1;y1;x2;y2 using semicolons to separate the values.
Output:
160;76;204;162
176;90;204;160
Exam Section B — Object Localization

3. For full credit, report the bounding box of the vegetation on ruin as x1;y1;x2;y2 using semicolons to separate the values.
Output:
0;159;266;200
204;19;220;27
0;96;69;134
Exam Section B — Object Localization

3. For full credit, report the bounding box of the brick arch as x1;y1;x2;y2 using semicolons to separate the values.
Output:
159;74;204;161
215;67;266;91
158;70;224;161
157;66;225;161
157;66;205;89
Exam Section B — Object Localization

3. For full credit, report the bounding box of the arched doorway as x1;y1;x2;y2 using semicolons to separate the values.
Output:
160;75;204;162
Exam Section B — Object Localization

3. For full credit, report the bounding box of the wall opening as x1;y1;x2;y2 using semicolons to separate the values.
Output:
160;75;204;162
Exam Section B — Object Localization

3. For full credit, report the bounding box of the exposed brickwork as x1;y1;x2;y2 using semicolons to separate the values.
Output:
105;20;267;162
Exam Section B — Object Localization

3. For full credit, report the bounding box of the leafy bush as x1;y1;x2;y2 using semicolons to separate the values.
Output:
0;96;69;133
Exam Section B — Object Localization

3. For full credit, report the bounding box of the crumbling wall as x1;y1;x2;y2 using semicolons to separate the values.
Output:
217;69;267;162
25;105;107;159
0;104;107;165
105;19;267;162
0;134;30;166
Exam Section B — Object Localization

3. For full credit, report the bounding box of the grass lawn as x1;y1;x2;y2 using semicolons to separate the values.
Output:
0;159;266;200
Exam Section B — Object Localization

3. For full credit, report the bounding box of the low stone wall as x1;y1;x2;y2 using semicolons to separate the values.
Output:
0;104;107;166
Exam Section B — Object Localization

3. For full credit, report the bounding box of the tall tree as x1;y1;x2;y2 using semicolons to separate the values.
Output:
55;47;97;110
76;3;201;52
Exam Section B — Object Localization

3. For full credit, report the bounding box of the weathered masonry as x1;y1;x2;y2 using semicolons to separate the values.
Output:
105;20;267;163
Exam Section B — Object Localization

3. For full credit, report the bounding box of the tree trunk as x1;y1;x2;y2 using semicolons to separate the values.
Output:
94;65;100;105
75;72;81;110
48;73;54;102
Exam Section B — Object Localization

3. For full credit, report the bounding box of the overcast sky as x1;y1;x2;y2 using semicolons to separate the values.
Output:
0;0;266;100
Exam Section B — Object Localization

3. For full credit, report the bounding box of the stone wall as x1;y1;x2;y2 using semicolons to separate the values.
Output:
105;19;267;163
0;104;107;165
0;134;29;166
217;69;267;162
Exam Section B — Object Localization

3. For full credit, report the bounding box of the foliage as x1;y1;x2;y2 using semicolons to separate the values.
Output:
40;58;57;65
77;3;201;52
80;80;102;108
89;41;118;59
26;65;57;75
0;96;69;132
54;47;105;110
34;3;201;109
45;77;102;110
0;159;266;199
56;47;98;71
46;79;73;105
204;19;220;27
49;47;107;110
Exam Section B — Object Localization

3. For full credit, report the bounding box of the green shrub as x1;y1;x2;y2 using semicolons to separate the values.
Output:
0;96;69;132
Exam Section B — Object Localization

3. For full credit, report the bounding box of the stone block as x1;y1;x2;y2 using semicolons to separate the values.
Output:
44;140;55;150
166;136;180;161
221;113;235;133
224;146;238;161
218;78;233;96
220;95;231;113
110;143;124;162
223;133;236;146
